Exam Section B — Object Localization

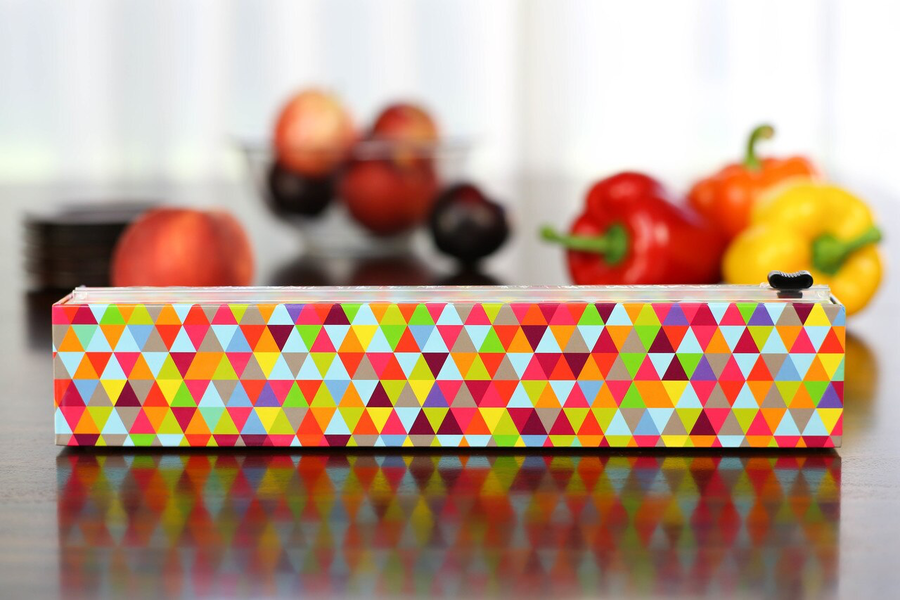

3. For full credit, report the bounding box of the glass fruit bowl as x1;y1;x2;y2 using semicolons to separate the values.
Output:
239;138;470;257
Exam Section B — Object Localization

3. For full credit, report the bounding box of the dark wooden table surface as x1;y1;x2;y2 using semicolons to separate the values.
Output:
1;182;898;598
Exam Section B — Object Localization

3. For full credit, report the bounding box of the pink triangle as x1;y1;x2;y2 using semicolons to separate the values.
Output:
130;409;156;434
635;356;660;381
382;410;407;435
212;305;238;324
426;303;446;323
522;356;547;380
465;304;491;325
747;412;772;435
310;330;336;352
269;380;293;402
185;380;211;401
549;304;575;325
114;352;140;376
606;381;631;404
720;304;746;325
790;329;816;353
184;324;210;350
439;381;464;404
719;357;745;382
437;325;463;349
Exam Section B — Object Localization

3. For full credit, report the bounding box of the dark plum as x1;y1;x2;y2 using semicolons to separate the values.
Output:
429;183;509;264
266;162;333;218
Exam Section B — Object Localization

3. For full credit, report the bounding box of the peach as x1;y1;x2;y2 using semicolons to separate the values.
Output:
111;208;254;286
273;89;356;177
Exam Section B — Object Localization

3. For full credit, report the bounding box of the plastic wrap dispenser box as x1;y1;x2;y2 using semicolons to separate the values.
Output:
52;284;844;448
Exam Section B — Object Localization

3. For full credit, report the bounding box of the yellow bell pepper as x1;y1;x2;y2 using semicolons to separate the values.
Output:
723;182;882;315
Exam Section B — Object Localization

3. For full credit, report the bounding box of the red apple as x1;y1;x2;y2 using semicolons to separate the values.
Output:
371;103;439;143
340;160;439;236
273;89;356;177
111;208;254;286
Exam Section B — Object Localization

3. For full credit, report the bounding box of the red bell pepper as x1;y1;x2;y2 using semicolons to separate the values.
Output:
541;172;727;285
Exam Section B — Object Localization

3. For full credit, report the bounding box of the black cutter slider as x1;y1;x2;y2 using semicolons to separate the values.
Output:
767;270;814;298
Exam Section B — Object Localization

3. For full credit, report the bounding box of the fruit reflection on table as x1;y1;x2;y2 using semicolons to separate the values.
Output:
57;452;839;598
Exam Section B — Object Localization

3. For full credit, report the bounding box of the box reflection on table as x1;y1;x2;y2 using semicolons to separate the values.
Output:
57;452;839;597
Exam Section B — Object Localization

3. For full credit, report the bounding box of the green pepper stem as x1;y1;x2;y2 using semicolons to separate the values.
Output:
811;225;882;275
540;223;629;266
744;124;775;171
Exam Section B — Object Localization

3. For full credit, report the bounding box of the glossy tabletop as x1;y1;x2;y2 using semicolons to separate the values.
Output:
1;182;898;598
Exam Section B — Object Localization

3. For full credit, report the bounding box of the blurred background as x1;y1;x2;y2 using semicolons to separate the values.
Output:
1;0;898;317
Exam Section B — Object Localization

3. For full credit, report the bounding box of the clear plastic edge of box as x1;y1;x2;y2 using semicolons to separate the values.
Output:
56;284;837;305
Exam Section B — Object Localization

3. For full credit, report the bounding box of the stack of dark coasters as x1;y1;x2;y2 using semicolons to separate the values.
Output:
24;203;153;290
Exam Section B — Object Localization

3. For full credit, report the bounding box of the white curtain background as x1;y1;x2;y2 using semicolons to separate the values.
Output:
2;0;898;188
1;0;899;293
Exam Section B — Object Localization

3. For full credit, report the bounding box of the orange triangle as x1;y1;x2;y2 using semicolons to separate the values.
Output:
353;410;380;435
129;355;155;380
704;329;731;353
507;329;533;353
101;324;125;349
57;328;84;352
804;357;830;382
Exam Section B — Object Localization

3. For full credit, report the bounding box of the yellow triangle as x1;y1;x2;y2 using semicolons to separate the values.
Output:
409;380;434;405
157;379;183;405
805;304;832;326
817;354;844;380
100;380;126;404
352;325;378;349
254;352;280;377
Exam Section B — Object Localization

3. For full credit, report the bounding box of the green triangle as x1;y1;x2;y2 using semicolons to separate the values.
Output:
621;353;646;378
199;407;225;429
100;305;126;325
284;383;308;408
311;385;334;407
634;304;661;326
775;381;801;400
212;356;238;380
72;324;98;349
127;305;154;325
171;382;197;407
737;303;757;324
230;304;248;323
383;380;406;403
341;303;362;323
128;433;156;446
409;357;435;381
677;353;703;378
493;412;519;435
466;356;490;380
479;328;505;353
635;325;660;350
578;304;603;325
213;411;239;434
381;325;406;350
424;408;449;431
297;325;322;350
676;408;701;431
158;356;183;380
805;381;830;405
522;381;547;404
381;305;407;325
158;411;184;434
592;407;618;429
311;352;336;377
409;304;434;325
620;383;646;408
269;411;296;434
492;434;520;447
748;326;773;350
733;408;757;432
482;303;502;324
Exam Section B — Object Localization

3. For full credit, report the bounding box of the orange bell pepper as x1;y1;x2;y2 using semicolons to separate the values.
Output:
688;124;817;238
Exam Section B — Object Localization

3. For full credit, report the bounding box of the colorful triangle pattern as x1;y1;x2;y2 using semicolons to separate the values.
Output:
52;299;845;448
